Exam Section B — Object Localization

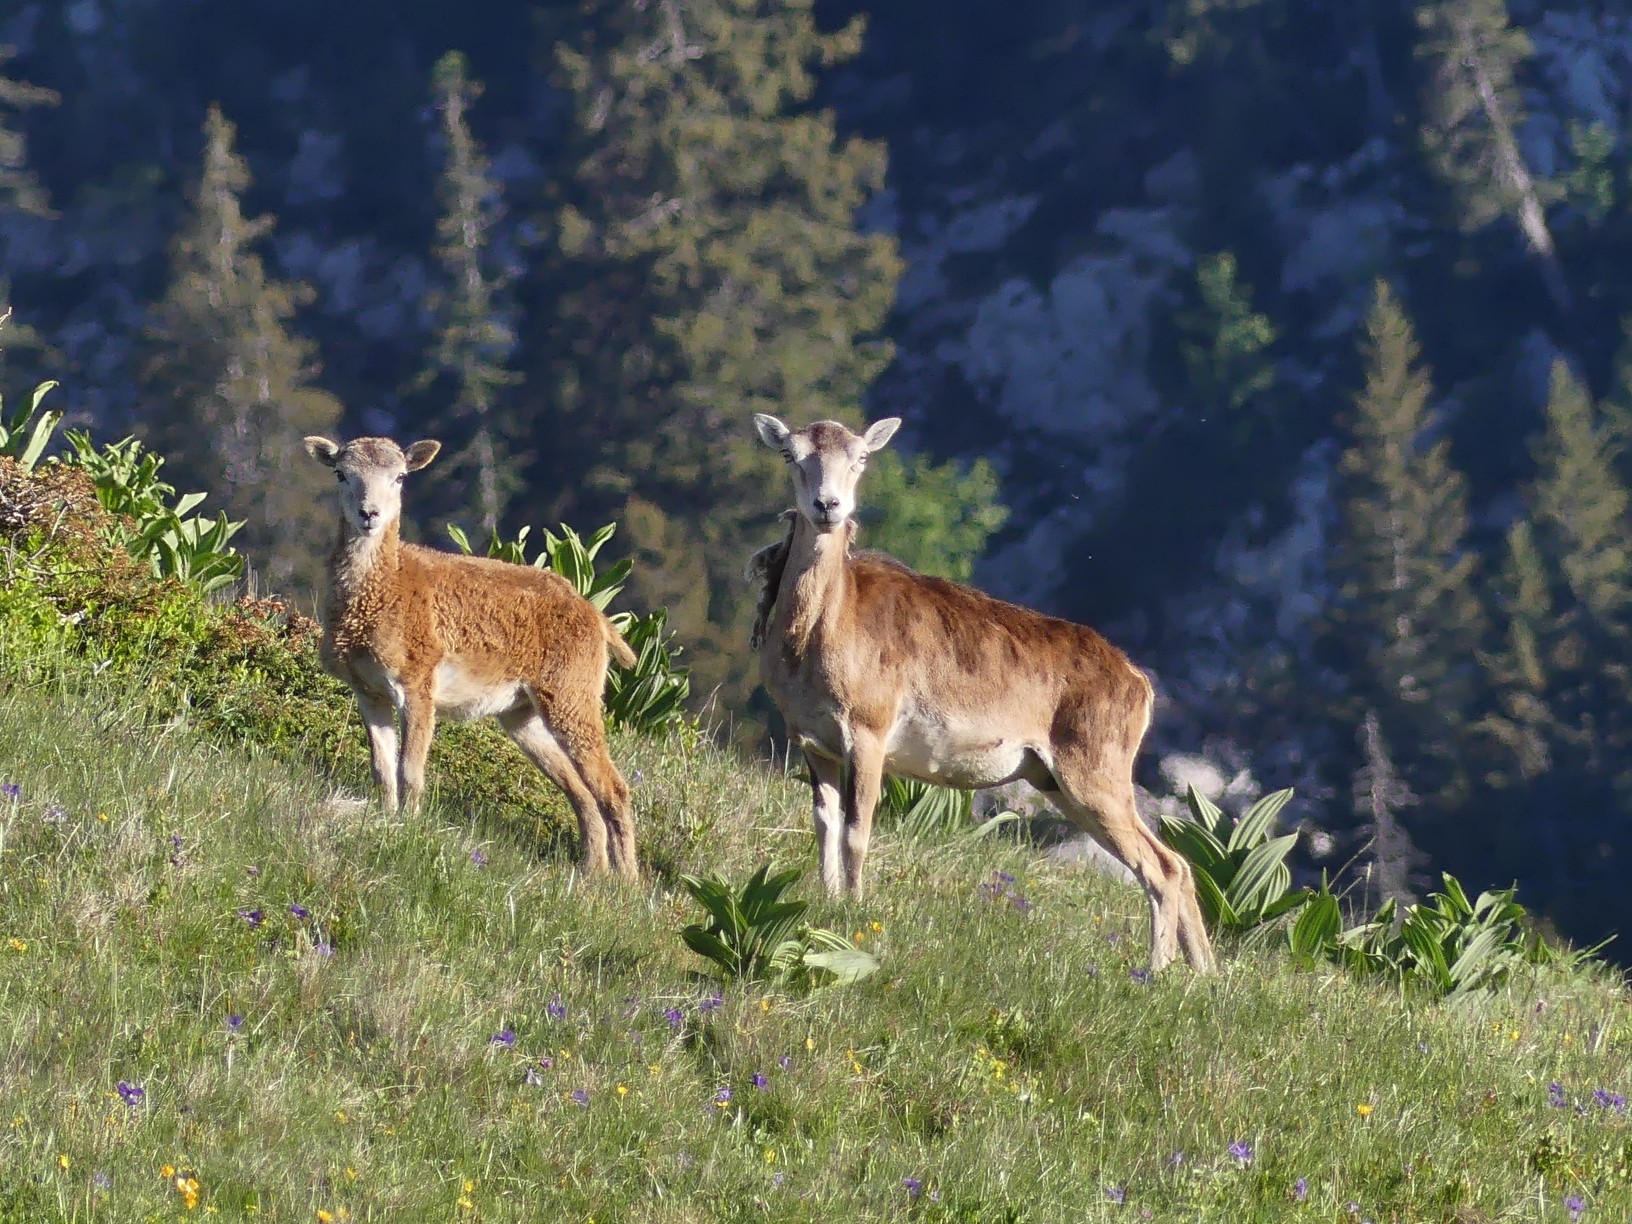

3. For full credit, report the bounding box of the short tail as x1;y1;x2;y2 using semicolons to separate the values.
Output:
603;615;637;670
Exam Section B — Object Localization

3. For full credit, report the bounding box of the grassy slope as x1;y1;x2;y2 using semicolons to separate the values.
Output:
2;666;1631;1223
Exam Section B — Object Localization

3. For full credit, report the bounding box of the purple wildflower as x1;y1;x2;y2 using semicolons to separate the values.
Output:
237;908;263;928
289;903;310;920
546;994;566;1021
489;1029;516;1049
771;1172;786;1189
570;1088;589;1107
1167;1151;1185;1170
778;1054;792;1070
664;1007;684;1031
91;1171;112;1191
314;941;334;957
903;1178;923;1199
1567;1193;1586;1220
751;1073;768;1090
43;804;68;825
699;992;724;1014
713;1086;732;1107
1105;1185;1126;1204
1129;967;1151;985
1293;1177;1308;1201
1549;1082;1569;1108
1228;1141;1253;1165
1593;1089;1626;1114
1;782;19;800
116;1081;144;1106
470;849;488;867
168;834;184;865
1012;894;1033;914
225;1014;244;1033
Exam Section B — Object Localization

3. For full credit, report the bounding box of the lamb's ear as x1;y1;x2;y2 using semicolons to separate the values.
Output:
404;440;442;471
753;413;792;452
862;417;901;452
303;436;341;466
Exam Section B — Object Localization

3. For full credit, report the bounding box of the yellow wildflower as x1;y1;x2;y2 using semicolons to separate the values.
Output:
334;1110;348;1123
1356;1103;1373;1117
57;1153;69;1170
318;1212;334;1223
870;921;883;933
7;938;27;953
764;1149;777;1164
616;1084;629;1097
161;1164;176;1178
462;1180;475;1194
804;1036;815;1052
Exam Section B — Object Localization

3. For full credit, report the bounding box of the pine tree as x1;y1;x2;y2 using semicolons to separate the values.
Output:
141;105;342;597
1479;362;1632;916
1416;0;1568;309
1517;362;1632;775
416;51;522;536
1328;280;1485;814
539;0;902;705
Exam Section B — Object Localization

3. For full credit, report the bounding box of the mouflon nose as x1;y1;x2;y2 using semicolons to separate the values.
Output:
814;495;840;515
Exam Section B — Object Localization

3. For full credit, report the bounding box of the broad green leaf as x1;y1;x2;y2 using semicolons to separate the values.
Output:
803;946;881;986
1227;788;1295;853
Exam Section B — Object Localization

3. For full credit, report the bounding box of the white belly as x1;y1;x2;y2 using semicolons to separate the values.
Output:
432;660;528;722
885;713;1039;790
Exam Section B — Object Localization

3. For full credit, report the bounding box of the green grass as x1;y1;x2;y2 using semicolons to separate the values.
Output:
3;660;1632;1222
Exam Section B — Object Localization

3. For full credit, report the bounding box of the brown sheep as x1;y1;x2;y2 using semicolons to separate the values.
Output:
750;414;1214;972
304;434;639;879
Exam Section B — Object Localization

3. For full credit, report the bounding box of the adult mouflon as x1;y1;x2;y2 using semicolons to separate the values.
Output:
750;414;1212;972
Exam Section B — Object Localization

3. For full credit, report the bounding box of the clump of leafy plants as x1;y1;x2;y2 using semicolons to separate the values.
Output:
1158;786;1308;937
448;520;689;733
877;775;972;838
1333;874;1574;997
2;377;243;592
679;862;879;989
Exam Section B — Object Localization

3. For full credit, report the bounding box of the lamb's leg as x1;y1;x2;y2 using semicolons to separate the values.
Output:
398;684;437;815
355;690;401;813
499;707;613;875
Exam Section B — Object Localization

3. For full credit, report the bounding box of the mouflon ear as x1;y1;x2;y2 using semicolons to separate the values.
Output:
752;413;793;452
303;436;341;466
862;417;901;453
404;440;442;472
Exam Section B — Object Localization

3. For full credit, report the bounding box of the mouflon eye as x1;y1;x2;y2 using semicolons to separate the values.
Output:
334;470;345;482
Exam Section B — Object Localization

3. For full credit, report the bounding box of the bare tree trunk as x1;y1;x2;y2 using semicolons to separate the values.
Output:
1464;37;1571;311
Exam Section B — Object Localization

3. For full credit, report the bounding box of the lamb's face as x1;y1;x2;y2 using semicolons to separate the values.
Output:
304;435;441;538
752;415;901;534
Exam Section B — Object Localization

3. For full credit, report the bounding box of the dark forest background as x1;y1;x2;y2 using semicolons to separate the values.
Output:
4;0;1632;954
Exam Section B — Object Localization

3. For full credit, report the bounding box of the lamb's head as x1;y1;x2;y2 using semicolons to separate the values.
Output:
303;435;441;538
752;414;900;533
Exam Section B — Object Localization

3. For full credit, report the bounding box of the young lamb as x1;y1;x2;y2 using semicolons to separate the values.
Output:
304;434;639;879
749;414;1214;972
